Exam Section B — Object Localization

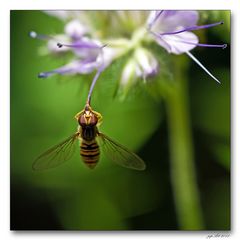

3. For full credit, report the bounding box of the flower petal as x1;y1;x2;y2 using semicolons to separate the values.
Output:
147;11;163;29
76;59;100;74
99;47;118;68
157;31;199;54
151;10;199;33
64;20;88;40
61;37;102;60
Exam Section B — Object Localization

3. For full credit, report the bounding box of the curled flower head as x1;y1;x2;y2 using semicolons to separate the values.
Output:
31;10;227;95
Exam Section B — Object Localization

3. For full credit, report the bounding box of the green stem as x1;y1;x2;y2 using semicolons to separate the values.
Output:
165;61;204;230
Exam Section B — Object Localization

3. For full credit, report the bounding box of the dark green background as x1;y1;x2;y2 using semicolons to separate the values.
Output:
10;10;230;230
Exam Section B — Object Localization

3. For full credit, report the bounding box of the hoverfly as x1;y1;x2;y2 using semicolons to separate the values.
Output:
33;103;146;171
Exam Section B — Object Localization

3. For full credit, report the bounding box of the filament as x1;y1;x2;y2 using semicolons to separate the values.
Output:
186;51;221;83
29;31;53;41
159;22;224;36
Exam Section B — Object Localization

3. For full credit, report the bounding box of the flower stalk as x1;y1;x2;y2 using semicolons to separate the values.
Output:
165;57;204;230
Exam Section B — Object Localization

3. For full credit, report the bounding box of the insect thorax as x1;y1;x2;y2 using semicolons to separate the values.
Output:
81;125;98;141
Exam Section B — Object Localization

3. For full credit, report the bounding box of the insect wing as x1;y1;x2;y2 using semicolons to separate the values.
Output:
33;133;79;170
98;132;146;170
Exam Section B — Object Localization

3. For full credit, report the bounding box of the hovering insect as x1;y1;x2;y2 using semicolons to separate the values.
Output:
33;103;146;171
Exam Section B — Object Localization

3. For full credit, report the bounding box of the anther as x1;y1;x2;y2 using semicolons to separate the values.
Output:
38;72;48;78
222;44;227;49
29;31;37;39
28;31;52;41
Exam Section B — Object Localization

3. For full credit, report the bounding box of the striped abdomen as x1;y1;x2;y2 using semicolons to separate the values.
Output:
80;140;100;169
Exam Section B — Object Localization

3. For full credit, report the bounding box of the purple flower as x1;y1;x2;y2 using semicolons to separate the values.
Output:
31;10;227;88
147;10;227;83
30;19;109;78
37;41;104;78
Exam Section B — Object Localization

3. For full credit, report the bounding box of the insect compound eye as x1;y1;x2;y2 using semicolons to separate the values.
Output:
90;114;98;125
79;114;86;126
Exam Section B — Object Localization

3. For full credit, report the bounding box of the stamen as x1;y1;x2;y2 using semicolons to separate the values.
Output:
175;39;227;49
194;43;227;49
29;31;52;40
29;31;37;38
57;43;63;48
38;67;73;78
160;21;224;36
56;41;101;49
186;51;221;84
38;72;53;78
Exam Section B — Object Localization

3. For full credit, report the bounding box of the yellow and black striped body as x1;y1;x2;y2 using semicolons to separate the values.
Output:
76;104;102;169
80;123;100;169
80;139;100;169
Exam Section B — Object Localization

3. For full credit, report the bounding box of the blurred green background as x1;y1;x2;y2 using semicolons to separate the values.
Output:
10;10;230;230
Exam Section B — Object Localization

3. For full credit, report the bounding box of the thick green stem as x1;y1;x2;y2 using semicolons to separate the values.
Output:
165;63;204;229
